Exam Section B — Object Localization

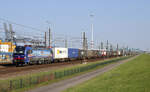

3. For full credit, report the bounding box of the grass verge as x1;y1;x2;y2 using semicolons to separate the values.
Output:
64;54;150;92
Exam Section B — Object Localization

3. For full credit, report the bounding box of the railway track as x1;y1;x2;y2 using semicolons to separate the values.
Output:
0;57;109;78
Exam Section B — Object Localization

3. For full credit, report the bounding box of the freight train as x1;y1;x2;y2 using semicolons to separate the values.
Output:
12;45;123;66
0;44;126;66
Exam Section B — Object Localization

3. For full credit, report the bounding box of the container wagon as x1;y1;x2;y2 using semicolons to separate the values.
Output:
78;49;87;60
86;50;99;59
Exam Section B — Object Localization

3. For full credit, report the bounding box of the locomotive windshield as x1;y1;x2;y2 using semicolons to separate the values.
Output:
14;46;25;55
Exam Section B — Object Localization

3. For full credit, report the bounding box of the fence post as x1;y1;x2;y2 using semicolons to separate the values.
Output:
76;68;77;73
37;76;39;84
64;70;66;76
76;68;78;73
20;79;23;88
67;70;69;75
9;80;13;90
43;74;45;82
73;68;75;74
79;67;80;72
58;72;60;78
55;72;57;79
60;71;63;78
48;73;51;81
68;70;69;76
61;71;64;77
29;77;32;86
70;69;72;75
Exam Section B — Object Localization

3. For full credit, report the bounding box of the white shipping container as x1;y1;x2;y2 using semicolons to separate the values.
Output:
53;48;68;59
0;45;9;52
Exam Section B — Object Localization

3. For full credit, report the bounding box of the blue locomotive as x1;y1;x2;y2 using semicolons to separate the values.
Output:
13;46;53;66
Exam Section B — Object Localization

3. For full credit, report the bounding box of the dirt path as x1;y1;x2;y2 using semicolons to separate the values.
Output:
26;56;138;92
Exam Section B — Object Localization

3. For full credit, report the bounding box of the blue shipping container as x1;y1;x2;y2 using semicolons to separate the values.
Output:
68;48;79;58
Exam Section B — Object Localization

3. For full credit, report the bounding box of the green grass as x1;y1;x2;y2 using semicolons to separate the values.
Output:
64;54;150;92
0;56;130;92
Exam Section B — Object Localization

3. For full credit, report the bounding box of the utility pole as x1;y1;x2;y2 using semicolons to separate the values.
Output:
48;28;51;47
106;40;109;58
65;39;67;48
3;23;9;42
9;24;14;52
9;24;14;43
98;44;101;51
101;42;103;50
82;32;86;50
45;32;47;48
106;40;109;50
117;44;119;56
110;44;113;57
81;32;87;62
90;13;94;50
85;38;88;50
126;46;129;55
117;44;119;51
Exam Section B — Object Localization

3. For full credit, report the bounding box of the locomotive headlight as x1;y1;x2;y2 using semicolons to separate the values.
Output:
81;51;84;55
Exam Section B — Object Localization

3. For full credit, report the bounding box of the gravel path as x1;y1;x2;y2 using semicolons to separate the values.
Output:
27;56;137;92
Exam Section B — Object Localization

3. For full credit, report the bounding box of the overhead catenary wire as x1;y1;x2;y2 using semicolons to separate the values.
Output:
0;17;44;32
0;18;45;40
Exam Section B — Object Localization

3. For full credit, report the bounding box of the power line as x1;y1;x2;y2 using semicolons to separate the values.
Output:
0;17;44;32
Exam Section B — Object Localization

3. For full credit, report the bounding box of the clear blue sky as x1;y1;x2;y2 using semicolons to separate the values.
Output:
0;0;149;50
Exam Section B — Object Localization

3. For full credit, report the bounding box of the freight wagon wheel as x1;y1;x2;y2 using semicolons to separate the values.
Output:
16;63;19;67
68;59;71;62
38;61;42;64
21;63;24;67
47;60;51;64
43;59;46;64
45;59;49;64
36;61;40;65
46;60;50;64
29;62;33;65
57;60;60;63
49;59;52;64
45;61;48;64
